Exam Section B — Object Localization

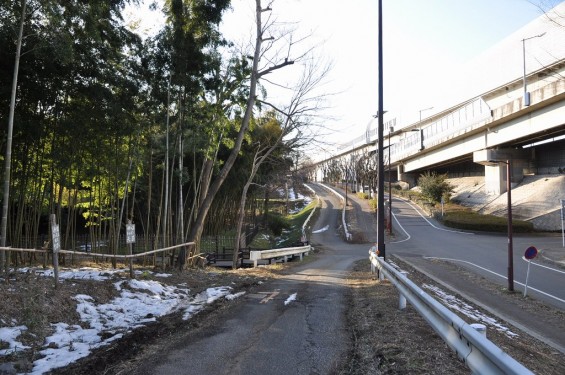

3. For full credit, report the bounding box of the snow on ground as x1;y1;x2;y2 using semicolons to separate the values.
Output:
423;284;518;338
312;225;329;234
0;268;245;375
276;187;313;214
284;293;297;305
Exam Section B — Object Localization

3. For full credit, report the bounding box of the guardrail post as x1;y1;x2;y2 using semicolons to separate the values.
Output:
399;271;409;310
378;257;385;281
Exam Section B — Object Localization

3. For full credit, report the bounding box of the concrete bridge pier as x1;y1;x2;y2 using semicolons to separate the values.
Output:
397;164;418;188
473;148;533;195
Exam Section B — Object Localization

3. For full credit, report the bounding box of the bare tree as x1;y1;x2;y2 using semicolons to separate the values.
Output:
178;0;299;268
231;56;331;268
356;149;378;196
531;1;565;27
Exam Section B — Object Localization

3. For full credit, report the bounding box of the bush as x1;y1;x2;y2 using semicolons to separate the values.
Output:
418;171;453;203
356;192;370;199
266;213;290;236
368;198;377;211
441;208;534;233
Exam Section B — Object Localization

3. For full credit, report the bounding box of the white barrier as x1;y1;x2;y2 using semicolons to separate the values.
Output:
369;251;533;375
250;245;311;267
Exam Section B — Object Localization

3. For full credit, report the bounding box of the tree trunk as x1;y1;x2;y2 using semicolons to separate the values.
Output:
178;0;265;269
1;0;26;271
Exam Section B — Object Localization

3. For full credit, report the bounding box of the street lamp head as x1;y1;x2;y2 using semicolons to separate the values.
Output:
523;32;546;41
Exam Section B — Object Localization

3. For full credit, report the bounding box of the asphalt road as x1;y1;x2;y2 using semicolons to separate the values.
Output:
388;196;565;310
131;183;369;375
325;183;565;354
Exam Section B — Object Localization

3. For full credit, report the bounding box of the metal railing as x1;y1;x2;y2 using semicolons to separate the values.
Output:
369;251;533;375
249;245;311;267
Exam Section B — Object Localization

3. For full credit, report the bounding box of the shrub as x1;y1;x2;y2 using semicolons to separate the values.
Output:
266;213;290;236
441;209;534;233
418;172;453;203
356;192;370;199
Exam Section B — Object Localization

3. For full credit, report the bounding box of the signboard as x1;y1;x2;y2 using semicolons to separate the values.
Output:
561;199;565;220
126;223;136;244
51;224;60;253
523;246;538;297
524;246;538;260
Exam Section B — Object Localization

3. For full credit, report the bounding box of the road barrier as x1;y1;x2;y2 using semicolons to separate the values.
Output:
369;250;533;375
250;245;311;267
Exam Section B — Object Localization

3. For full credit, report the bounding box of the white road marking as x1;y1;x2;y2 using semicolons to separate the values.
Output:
521;256;565;274
259;290;280;304
424;256;565;304
396;197;474;234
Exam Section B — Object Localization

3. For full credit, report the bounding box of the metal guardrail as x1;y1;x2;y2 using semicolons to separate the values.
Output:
369;251;533;375
249;245;311;267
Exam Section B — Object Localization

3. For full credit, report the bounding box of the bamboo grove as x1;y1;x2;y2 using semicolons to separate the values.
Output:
0;0;321;268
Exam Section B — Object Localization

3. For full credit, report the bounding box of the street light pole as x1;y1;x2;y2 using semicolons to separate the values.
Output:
488;158;515;291
506;159;514;292
377;0;385;259
388;127;393;235
345;167;348;207
522;32;545;107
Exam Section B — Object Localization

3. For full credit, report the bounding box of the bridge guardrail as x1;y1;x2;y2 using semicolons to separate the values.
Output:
250;245;311;267
369;250;533;375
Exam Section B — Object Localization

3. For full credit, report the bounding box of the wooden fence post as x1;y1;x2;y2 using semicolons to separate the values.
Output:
50;214;60;288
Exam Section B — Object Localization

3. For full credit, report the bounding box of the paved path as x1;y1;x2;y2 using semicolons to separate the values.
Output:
130;184;368;374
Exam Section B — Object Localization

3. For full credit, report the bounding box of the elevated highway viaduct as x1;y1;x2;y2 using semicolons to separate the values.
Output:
309;9;565;230
314;59;565;191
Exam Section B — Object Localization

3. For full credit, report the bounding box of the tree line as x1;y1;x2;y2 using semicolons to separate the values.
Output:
0;0;328;269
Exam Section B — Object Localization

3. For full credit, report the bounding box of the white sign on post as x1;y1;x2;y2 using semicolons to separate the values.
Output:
126;223;136;244
52;224;61;253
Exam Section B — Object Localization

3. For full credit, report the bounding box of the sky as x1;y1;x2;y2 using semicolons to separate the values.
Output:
220;0;556;154
0;265;516;374
125;0;559;154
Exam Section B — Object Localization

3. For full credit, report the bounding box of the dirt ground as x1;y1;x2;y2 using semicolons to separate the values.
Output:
1;254;564;374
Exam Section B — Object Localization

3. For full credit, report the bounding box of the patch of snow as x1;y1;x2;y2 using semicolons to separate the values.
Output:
423;284;518;338
0;268;243;374
284;293;297;305
312;225;329;234
0;326;30;356
225;291;246;300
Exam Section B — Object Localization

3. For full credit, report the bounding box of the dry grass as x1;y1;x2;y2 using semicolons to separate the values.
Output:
336;261;468;374
336;258;565;375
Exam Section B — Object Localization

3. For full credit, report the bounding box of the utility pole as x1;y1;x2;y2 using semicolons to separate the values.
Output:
377;0;385;259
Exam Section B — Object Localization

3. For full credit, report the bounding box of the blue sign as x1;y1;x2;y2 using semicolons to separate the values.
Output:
524;246;538;260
